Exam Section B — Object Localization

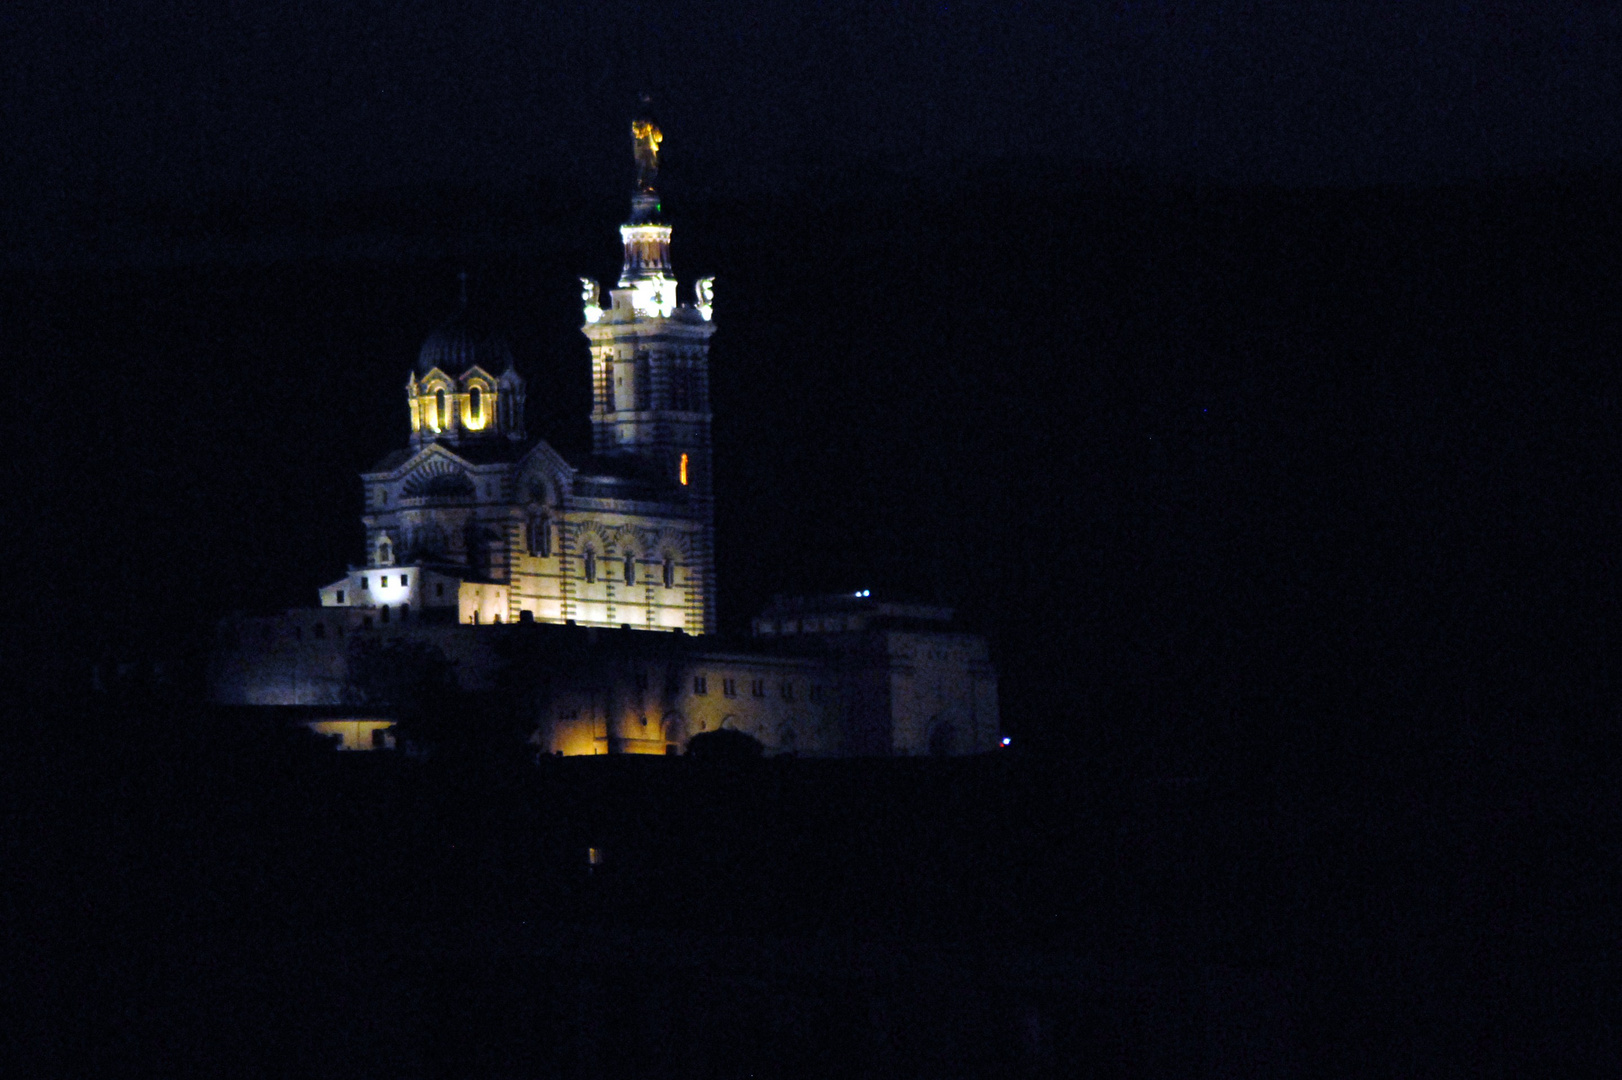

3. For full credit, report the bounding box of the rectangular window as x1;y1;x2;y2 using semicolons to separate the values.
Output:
751;679;765;698
361;576;369;589
436;582;445;598
381;575;388;587
401;574;409;586
336;590;345;604
723;678;737;698
693;676;707;695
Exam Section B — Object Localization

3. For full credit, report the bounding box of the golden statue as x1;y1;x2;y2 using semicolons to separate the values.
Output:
632;117;662;192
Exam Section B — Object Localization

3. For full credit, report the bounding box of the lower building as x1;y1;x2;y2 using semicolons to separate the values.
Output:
209;593;1002;757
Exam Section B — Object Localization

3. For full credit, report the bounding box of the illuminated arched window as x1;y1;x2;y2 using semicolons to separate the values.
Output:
623;551;636;585
584;550;596;584
469;386;482;423
679;453;689;486
528;515;550;558
435;389;447;431
662;556;675;589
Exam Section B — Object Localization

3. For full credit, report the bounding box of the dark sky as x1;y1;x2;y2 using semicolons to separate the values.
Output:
5;0;1619;218
7;2;1622;767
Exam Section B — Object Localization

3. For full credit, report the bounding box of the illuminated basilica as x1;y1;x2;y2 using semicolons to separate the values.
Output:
211;113;1001;757
321;116;717;635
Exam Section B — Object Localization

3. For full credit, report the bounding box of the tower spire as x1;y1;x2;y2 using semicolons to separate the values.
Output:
618;98;675;314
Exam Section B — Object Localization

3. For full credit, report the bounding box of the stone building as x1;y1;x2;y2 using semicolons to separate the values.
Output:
209;114;1001;757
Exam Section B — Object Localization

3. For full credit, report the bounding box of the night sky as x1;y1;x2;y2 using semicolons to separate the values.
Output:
6;3;1622;765
5;1;1620;216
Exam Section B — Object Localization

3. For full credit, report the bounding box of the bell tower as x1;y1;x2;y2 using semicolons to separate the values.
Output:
581;105;717;630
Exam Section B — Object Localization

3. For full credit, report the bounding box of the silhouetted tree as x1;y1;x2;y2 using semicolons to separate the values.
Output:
686;728;764;761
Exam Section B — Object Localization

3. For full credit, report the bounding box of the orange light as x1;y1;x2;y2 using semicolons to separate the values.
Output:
679;453;689;486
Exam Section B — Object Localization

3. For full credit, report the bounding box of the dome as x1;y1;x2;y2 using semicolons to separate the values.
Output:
416;303;515;376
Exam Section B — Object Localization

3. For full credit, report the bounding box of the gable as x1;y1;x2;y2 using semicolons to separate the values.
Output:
365;439;476;479
516;439;576;506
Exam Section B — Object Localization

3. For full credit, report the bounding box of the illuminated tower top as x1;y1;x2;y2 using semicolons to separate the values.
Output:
613;103;677;318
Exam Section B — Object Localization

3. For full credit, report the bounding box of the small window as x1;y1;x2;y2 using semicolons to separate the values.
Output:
693;676;707;695
662;557;675;588
584;550;596;583
435;389;447;430
781;682;794;701
751;679;765;698
336;590;345;604
400;603;409;620
381;575;389;587
723;678;737;698
679;452;689;486
361;576;369;589
371;728;387;749
529;516;551;558
379;604;390;624
401;574;409;586
313;623;325;639
469;386;482;421
624;552;636;585
436;582;444;598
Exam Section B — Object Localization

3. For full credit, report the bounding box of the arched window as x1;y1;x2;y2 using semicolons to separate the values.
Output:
469;386;482;423
623;551;636;585
584;550;596;583
528;515;550;558
679;453;689;486
662;556;675;589
377;536;393;566
435;389;447;431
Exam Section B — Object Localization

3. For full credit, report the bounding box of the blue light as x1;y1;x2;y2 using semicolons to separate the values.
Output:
853;589;870;598
1000;736;1012;747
